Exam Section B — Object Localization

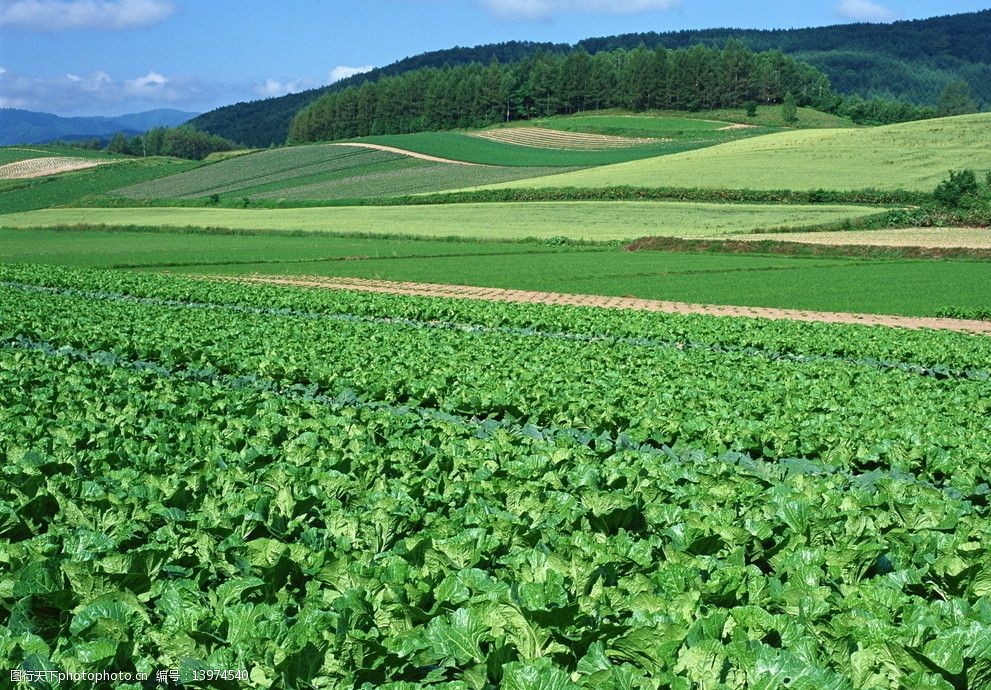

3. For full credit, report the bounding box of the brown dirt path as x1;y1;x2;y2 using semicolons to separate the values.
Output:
330;142;487;166
212;274;991;336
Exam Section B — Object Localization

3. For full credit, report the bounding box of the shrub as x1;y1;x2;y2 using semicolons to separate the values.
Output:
933;169;980;208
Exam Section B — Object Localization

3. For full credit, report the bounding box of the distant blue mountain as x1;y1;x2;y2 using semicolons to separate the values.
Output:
0;108;200;146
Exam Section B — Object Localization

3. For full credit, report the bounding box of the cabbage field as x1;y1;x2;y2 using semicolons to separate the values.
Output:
2;264;990;689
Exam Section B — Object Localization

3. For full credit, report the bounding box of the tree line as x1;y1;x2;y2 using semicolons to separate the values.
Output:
290;43;837;142
105;126;236;160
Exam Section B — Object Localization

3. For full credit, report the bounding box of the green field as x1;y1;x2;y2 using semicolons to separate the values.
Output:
0;227;572;268
3;227;989;317
3;263;991;686
518;113;770;139
352;131;680;166
0;157;199;214
109;143;567;201
187;254;991;316
0;201;884;241
481;113;991;192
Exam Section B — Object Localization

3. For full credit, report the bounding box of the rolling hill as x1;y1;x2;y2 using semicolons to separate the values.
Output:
477;112;991;193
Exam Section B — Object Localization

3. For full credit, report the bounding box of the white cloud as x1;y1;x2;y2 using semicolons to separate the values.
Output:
329;65;374;83
125;71;167;92
254;78;313;98
481;0;677;20
0;0;175;30
0;67;207;113
835;0;896;22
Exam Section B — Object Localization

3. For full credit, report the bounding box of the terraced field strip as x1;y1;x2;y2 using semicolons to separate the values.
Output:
221;274;991;335
330;142;486;165
0;156;113;179
472;127;662;149
723;227;991;249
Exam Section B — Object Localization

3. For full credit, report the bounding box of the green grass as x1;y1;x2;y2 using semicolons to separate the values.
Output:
668;104;858;129
0;145;119;165
481;113;991;193
0;202;884;242
185;252;991;317
350;132;677;167
0;227;566;268
109;143;568;201
516;113;777;142
0;157;199;214
3;225;988;317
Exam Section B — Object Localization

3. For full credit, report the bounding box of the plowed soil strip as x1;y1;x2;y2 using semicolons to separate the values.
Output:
330;142;486;166
219;274;991;335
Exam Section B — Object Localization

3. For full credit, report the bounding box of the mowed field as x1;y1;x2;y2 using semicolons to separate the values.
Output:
351;115;774;167
110;144;568;202
481;113;991;192
0;201;884;241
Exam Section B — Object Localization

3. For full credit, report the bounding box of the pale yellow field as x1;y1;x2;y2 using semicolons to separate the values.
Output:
473;113;991;192
0;201;883;242
723;227;991;249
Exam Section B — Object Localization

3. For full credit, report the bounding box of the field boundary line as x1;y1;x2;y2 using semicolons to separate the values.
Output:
226;274;991;336
331;142;489;166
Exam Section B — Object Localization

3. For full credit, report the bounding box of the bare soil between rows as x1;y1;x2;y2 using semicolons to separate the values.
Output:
211;274;991;335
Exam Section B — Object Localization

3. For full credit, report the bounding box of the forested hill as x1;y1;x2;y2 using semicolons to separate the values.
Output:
188;42;567;147
191;10;991;147
578;10;991;107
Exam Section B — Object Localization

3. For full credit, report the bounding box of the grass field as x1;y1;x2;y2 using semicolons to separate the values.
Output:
519;114;767;142
110;143;568;202
0;201;884;241
4;226;989;317
0;157;199;214
352;131;688;166
0;227;573;268
481;112;991;192
185;254;991;317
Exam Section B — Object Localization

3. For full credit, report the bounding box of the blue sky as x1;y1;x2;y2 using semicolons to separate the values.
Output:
0;0;987;116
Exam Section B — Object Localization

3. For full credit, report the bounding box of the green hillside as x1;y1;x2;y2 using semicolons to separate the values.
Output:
106;115;781;203
481;113;991;192
109;144;567;201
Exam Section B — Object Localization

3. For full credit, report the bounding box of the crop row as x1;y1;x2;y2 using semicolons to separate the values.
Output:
2;345;989;688
4;278;988;385
111;145;408;200
5;263;991;374
2;272;990;493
